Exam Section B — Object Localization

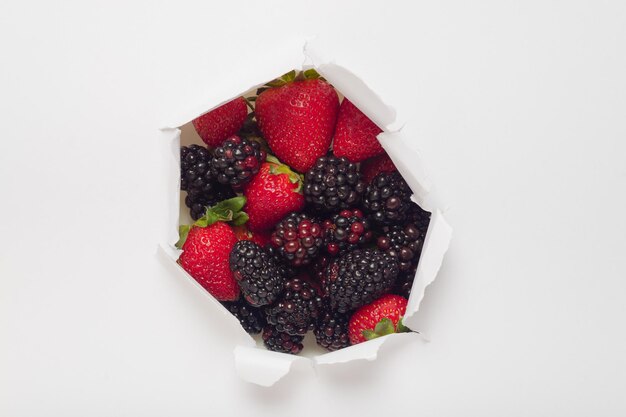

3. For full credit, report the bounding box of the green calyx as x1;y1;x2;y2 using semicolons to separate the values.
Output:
175;196;248;249
256;69;322;95
266;155;304;192
362;317;412;341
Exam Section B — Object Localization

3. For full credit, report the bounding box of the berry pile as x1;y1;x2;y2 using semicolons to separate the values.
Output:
176;70;432;355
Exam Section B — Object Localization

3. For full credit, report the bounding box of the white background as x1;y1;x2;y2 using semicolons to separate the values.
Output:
2;1;626;415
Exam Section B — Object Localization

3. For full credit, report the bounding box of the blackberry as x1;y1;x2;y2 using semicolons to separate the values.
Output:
211;135;265;190
303;156;365;213
265;278;323;336
180;144;234;220
324;248;399;313
180;144;212;192
408;203;431;238
262;325;304;355
266;245;296;280
314;306;350;351
222;299;266;334
229;241;286;307
393;263;418;299
312;255;331;296
376;223;425;272
185;186;235;220
322;209;372;256
270;213;323;267
362;172;413;225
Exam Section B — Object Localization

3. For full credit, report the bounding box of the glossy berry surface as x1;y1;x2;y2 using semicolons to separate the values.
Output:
322;209;372;256
324;248;399;313
376;223;424;272
180;144;234;220
222;299;266;334
229;241;287;307
270;212;323;267
303;155;365;213
211;135;265;190
362;172;413;225
314;306;351;351
265;278;323;336
262;325;304;355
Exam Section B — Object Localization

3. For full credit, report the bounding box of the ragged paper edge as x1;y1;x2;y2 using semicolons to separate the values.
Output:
157;38;453;387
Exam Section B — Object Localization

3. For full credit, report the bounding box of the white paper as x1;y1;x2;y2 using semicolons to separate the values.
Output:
157;39;452;387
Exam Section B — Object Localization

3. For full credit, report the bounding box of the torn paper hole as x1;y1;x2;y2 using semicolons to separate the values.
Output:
158;38;452;387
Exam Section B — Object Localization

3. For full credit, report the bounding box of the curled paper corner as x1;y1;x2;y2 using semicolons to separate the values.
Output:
403;210;453;327
234;345;312;387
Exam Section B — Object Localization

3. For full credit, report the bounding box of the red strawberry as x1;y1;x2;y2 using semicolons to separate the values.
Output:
177;197;249;301
256;74;339;173
360;153;397;184
243;158;305;232
348;294;409;345
192;97;248;147
333;99;384;163
233;225;271;247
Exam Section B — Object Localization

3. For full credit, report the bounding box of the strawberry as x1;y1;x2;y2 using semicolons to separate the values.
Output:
360;153;397;184
232;225;271;247
192;97;248;147
255;71;339;173
243;157;305;232
332;99;384;163
348;294;410;345
176;197;249;301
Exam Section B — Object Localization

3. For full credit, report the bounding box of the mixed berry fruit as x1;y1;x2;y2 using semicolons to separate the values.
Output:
176;69;431;355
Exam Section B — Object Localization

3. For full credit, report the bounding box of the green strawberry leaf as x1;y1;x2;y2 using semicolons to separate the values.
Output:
266;70;297;88
396;317;411;333
266;155;304;190
176;224;191;249
211;196;246;216
232;211;249;226
176;197;248;248
362;330;379;341
303;68;321;79
373;317;395;336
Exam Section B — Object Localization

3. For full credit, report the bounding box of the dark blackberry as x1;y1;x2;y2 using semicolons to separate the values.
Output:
362;172;413;225
265;278;323;336
322;209;372;256
181;144;212;192
324;248;399;313
211;135;265;190
270;213;323;267
266;245;296;280
303;156;365;213
222;299;266;334
393;263;418;299
262;325;304;355
185;186;235;220
408;203;432;238
312;255;331;297
314;306;350;351
180;144;235;220
229;241;286;307
376;223;425;272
